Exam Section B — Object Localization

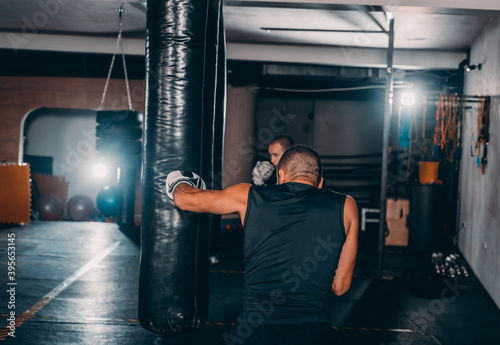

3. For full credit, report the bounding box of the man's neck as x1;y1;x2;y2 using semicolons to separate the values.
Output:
284;178;316;187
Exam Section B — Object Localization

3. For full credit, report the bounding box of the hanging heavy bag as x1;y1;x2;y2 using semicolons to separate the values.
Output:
138;0;220;335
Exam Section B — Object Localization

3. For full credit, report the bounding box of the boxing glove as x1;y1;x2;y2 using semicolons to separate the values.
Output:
166;170;206;200
252;161;275;186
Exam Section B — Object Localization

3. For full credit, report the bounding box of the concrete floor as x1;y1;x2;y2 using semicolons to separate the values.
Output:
0;221;499;344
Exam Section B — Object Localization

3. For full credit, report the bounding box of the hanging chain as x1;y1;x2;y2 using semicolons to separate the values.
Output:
98;3;133;110
119;11;133;110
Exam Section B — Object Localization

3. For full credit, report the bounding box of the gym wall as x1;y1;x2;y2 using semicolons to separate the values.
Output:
254;96;385;156
0;76;145;163
460;17;500;309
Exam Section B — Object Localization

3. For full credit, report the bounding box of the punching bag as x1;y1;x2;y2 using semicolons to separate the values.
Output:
139;0;221;335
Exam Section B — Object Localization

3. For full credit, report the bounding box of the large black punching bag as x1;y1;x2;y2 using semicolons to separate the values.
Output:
139;0;220;335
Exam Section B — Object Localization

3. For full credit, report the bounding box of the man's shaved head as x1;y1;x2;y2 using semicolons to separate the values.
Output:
277;145;323;186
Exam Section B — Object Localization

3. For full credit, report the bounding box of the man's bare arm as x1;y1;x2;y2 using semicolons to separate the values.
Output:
332;195;359;296
173;183;251;223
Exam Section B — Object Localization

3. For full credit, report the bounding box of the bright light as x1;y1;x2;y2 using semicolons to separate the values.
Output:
93;163;108;178
401;92;416;106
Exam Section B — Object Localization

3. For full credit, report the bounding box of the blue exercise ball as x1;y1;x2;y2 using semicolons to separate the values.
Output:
96;186;118;217
67;194;94;221
35;194;64;221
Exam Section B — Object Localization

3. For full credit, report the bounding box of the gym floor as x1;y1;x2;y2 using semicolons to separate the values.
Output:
0;221;499;345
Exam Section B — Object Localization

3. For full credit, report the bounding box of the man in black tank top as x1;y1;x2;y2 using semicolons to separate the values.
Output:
170;145;359;345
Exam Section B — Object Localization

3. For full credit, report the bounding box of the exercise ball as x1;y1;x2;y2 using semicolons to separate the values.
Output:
35;194;64;221
67;195;94;221
96;186;118;217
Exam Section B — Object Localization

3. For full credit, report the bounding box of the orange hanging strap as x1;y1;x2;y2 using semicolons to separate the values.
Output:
447;95;458;162
421;99;428;158
441;95;451;149
434;94;444;147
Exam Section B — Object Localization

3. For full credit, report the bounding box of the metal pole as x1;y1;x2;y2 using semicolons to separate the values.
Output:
377;16;394;280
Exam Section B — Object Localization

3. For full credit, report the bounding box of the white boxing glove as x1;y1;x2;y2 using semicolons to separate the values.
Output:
166;170;206;200
252;161;275;186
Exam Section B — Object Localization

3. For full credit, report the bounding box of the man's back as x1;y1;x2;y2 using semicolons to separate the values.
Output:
242;183;346;324
170;144;359;344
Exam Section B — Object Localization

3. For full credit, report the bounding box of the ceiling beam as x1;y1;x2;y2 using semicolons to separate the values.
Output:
227;43;466;70
224;0;500;12
0;33;466;70
0;33;146;56
260;28;386;33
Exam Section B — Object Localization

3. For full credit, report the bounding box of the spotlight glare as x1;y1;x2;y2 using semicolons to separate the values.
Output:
401;92;416;106
93;164;108;178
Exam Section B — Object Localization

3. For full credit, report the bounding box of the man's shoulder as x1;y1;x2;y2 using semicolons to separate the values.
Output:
312;187;347;204
318;187;344;197
225;183;252;197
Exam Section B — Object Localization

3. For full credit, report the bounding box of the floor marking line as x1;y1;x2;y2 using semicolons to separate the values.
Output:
0;241;120;341
332;326;414;333
195;322;414;333
209;270;244;274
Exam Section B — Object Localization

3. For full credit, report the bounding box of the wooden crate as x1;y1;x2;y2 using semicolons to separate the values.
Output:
0;163;31;224
385;197;410;247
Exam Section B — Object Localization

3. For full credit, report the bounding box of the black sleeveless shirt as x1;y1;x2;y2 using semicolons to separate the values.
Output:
241;182;346;324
